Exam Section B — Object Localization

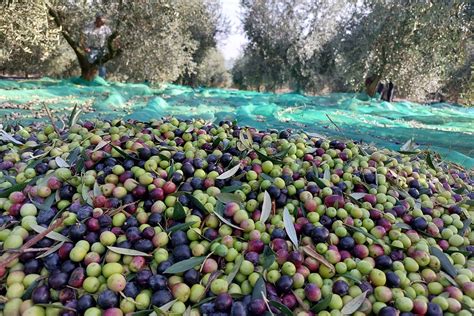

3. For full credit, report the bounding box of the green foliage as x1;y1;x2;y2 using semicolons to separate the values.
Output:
234;0;472;103
0;0;226;84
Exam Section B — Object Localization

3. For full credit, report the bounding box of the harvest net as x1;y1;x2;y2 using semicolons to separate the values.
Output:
0;77;472;168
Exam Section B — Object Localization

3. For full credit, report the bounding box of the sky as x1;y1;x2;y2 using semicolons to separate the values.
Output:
217;0;248;66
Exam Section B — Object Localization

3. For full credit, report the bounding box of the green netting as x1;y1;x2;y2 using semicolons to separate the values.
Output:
0;77;473;168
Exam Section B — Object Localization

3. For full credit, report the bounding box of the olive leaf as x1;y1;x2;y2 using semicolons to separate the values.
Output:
260;173;274;182
172;202;186;220
55;157;70;168
167;160;175;181
226;255;244;284
323;168;330;181
340;273;362;284
254;150;283;164
269;301;293;316
93;181;101;197
273;146;291;159
252;275;267;301
0;129;23;145
30;193;55;211
21;277;45;300
92;140;108;152
262;246;276;270
67;147;81;165
221;185;242;193
341;290;368;315
212;210;244;231
283;207;298;249
36;241;65;259
183;306;192;316
426;152;437;169
81;185;93;206
311;294;332;313
429;246;458;278
0;175;41;198
395;222;412;230
344;224;385;246
107;246;152;257
109;143;138;160
459;218;472;236
166;221;197;233
185;193;208;214
349;193;367;200
164;256;206;274
215;192;243;204
302;246;335;273
30;223;71;242
154;299;177;314
216;163;241;180
260;190;272;224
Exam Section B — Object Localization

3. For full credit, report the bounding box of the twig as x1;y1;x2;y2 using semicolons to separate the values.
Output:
43;103;61;137
325;114;343;133
6;247;52;254
0;218;64;270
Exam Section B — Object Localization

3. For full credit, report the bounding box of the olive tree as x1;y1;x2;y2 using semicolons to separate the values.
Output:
0;0;225;83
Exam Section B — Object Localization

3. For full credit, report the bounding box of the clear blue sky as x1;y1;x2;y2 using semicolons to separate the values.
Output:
217;0;247;64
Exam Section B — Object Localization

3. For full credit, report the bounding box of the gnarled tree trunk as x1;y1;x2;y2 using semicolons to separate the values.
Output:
48;7;121;81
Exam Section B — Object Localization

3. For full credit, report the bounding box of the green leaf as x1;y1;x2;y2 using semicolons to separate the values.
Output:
323;168;330;181
166;221;197;233
314;177;327;189
283;207;298;249
273;146;291;159
30;223;71;242
93;182;102;197
459;218;472;236
172;202;186;220
426;152;437;169
0;175;41;198
395;222;412;230
429;246;458;278
168;160;175;181
130;310;154;316
191;296;215;309
260;173;274;182
212;137;221;149
262;246;276;270
453;186;467;194
212;210;244;231
226;255;244;284
55;157;70;168
215;192;243;204
260;190;272;224
31;193;55;211
36;241;64;259
340;273;362;284
349;193;367;200
107;246;152;257
269;301;293;316
255;150;283;164
154;299;177;314
311;294;332;313
344;224;385;246
341;290;368;315
185;193;208;214
216;163;241;180
21;277;44;300
67;147;81;165
220;185;242;193
110;143;138;160
164;256;206;274
82;185;93;206
252;275;267;301
302;245;335;274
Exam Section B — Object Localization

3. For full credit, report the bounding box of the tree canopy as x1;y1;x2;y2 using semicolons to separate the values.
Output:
0;0;229;84
234;0;472;102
